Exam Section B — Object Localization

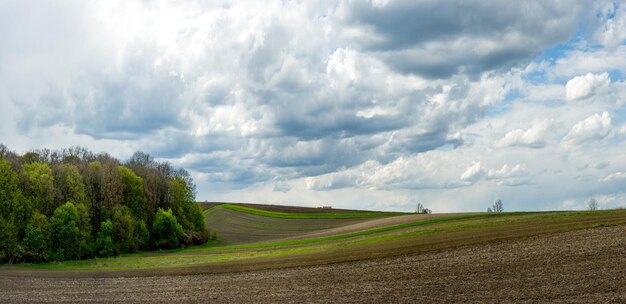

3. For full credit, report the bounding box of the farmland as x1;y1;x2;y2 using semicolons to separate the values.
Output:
1;204;625;302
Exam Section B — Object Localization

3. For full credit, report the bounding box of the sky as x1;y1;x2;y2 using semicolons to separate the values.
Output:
1;0;626;212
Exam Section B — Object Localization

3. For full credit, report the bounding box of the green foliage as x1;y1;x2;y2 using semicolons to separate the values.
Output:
21;213;49;263
112;206;139;252
0;145;207;265
96;220;115;257
23;162;56;217
0;217;19;263
118;166;148;222
170;176;208;246
55;163;89;206
135;220;150;250
151;209;183;249
49;202;81;261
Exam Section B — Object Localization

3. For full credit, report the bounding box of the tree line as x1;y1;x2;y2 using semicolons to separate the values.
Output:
0;144;207;264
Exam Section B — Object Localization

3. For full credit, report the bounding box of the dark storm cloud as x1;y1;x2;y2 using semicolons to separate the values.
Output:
342;0;583;78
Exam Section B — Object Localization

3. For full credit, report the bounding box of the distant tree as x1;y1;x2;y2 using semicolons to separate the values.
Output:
151;209;183;249
422;208;432;214
487;207;493;213
49;202;81;261
587;198;599;211
415;203;424;213
491;200;503;213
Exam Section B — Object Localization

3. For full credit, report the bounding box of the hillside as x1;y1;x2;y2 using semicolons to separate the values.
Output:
1;204;625;303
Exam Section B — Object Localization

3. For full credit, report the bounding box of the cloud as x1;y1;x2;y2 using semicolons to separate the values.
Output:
272;179;292;193
341;0;583;78
487;164;532;186
594;2;626;48
563;112;612;144
565;72;610;101
602;172;626;182
460;162;486;183
2;1;626;213
496;121;551;148
554;46;626;77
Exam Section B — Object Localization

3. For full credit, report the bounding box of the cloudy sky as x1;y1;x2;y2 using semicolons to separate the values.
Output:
1;0;625;212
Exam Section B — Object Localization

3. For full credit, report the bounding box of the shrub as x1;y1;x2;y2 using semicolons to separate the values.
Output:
151;209;183;249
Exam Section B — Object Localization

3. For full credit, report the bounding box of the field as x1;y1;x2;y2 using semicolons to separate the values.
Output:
1;204;625;302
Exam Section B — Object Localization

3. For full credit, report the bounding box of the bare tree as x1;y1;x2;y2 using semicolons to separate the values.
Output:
415;202;424;213
489;200;503;213
587;198;598;211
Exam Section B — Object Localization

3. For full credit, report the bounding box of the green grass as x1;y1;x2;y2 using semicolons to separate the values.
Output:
216;204;407;219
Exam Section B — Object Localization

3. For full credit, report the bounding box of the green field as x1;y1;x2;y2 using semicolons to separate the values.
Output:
214;203;407;219
9;205;625;272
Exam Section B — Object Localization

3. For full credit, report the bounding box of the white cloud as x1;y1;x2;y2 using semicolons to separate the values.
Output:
460;162;486;183
594;2;626;48
487;164;531;186
565;72;610;101
496;121;551;148
602;172;626;182
563;112;612;144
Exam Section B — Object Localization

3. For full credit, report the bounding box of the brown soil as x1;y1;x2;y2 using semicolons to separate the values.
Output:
1;224;624;303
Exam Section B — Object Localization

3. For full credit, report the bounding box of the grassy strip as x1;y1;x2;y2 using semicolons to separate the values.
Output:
216;204;407;219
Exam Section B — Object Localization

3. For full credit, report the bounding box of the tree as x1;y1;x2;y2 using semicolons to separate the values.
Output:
49;202;81;261
96;220;115;257
54;163;92;256
99;158;123;211
0;159;31;262
23;162;56;217
111;206;139;252
151;209;183;249
170;176;207;245
587;198;599;211
54;163;89;208
0;217;19;263
21;212;49;262
491;200;503;213
118;166;148;222
415;203;424;213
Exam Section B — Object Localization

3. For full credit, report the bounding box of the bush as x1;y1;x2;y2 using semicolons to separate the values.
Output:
151;209;183;249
